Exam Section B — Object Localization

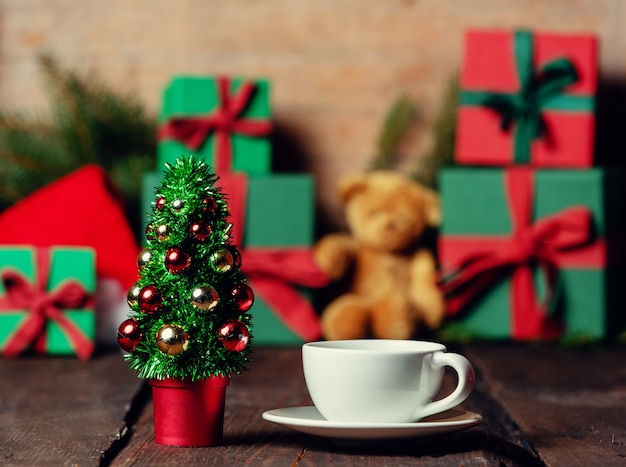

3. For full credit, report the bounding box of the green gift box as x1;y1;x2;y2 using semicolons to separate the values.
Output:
142;173;314;248
0;247;96;359
438;167;621;341
142;171;323;346
157;76;272;175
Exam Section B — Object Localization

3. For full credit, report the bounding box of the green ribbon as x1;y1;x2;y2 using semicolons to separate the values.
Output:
461;30;594;164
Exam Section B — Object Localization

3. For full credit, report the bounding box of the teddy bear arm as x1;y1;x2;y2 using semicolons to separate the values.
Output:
409;249;446;330
313;233;357;280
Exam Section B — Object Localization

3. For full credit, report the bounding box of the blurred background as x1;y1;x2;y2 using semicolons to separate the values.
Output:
1;0;624;233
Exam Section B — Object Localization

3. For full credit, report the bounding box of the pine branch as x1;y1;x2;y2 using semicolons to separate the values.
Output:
38;52;98;164
412;73;459;189
369;94;418;171
0;52;156;238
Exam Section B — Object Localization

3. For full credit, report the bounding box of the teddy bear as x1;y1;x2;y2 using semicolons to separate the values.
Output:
313;170;445;341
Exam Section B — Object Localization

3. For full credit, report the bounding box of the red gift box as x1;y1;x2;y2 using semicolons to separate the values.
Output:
456;29;597;168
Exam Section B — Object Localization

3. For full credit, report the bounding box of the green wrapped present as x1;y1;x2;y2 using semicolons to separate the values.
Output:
157;76;271;175
0;247;96;359
438;167;621;341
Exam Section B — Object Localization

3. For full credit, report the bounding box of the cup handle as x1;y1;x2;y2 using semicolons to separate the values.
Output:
414;352;475;421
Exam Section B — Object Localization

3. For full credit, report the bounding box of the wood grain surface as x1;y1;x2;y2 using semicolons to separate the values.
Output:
1;345;625;466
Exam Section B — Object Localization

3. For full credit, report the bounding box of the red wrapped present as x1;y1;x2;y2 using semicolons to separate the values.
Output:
456;29;597;167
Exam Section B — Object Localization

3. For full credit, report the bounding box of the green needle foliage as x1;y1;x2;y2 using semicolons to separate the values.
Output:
369;94;418;171
368;78;459;188
123;157;253;381
412;74;459;188
0;52;156;237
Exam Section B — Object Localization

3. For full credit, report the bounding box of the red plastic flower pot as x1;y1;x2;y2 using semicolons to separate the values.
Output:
150;375;230;447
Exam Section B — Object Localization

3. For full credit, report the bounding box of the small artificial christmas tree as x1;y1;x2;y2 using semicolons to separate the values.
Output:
117;156;253;446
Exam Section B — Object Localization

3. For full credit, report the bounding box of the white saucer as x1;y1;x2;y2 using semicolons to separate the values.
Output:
262;406;482;441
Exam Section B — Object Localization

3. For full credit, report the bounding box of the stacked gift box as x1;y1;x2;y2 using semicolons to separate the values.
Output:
438;29;624;341
143;76;327;346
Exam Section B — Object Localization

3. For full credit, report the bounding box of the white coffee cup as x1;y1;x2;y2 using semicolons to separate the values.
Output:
302;339;475;423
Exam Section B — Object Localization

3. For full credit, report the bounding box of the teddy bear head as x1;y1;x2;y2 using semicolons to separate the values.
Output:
338;171;440;252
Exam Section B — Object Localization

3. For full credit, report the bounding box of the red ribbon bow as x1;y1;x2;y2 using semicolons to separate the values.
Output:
440;168;599;339
242;248;330;341
158;77;272;173
0;249;94;360
220;174;330;341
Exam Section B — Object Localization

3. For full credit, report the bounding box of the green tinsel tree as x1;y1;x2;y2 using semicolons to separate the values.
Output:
0;52;155;236
117;157;254;381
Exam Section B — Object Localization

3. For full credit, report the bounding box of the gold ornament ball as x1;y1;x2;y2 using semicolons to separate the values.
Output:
127;283;142;306
171;199;185;212
190;285;219;311
155;324;189;356
210;248;235;273
137;248;153;270
156;224;170;242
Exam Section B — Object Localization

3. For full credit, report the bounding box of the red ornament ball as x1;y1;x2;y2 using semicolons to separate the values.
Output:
218;320;250;352
226;245;242;268
165;247;191;274
202;196;217;215
189;220;212;241
117;318;142;352
138;284;163;314
145;223;155;240
231;283;254;311
156;197;166;210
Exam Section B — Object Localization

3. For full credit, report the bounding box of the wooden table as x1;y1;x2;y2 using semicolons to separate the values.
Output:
1;345;625;466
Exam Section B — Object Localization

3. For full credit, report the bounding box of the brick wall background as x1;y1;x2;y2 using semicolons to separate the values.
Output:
1;0;624;231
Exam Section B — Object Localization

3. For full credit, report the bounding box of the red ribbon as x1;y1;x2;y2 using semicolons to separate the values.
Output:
243;248;330;341
439;168;602;340
219;174;329;341
158;77;272;173
0;249;94;359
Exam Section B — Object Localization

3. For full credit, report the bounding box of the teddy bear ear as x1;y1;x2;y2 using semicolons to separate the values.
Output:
338;172;368;204
422;188;441;227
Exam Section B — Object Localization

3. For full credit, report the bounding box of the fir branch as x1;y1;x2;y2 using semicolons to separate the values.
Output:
0;52;156;238
412;73;459;189
369;94;418;171
38;52;98;163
